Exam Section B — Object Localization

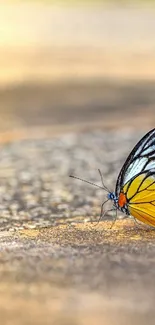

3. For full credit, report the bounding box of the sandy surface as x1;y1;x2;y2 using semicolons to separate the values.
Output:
1;220;155;325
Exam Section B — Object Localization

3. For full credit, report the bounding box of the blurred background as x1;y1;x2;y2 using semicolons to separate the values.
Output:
0;2;155;325
1;0;155;139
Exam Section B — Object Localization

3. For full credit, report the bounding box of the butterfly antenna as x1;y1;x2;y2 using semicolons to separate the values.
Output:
98;169;110;192
69;175;109;192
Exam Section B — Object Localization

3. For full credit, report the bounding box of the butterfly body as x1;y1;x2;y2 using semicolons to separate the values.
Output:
108;191;130;215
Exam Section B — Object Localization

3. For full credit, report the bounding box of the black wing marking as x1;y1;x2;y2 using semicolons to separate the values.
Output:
123;169;155;201
115;128;155;197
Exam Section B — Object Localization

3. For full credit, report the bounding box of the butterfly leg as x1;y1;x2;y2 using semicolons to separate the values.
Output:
133;217;141;228
92;201;106;226
93;207;116;227
110;208;118;229
132;216;148;230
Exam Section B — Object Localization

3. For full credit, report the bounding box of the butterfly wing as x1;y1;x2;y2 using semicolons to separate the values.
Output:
115;128;155;226
115;128;155;196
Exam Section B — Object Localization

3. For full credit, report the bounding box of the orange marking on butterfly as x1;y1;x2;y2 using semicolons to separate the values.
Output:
118;192;127;208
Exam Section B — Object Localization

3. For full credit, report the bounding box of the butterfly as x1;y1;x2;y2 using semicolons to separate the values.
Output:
70;128;155;227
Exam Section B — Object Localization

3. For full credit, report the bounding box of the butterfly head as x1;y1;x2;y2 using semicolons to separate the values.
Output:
107;192;119;207
107;192;116;201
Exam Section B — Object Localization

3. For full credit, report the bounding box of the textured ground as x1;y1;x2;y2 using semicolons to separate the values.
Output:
0;129;149;231
0;129;155;325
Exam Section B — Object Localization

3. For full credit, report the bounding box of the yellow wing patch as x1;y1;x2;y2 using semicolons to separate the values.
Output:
123;174;146;199
123;173;155;201
129;205;155;227
124;173;155;227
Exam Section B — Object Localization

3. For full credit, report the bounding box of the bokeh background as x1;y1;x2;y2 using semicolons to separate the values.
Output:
1;0;155;139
